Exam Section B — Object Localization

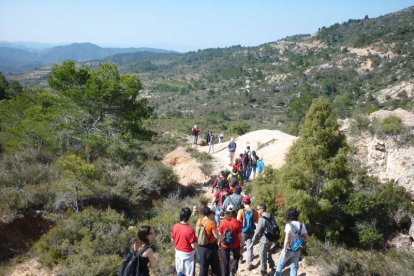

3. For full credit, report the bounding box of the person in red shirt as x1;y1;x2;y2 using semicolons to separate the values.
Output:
218;204;244;276
171;207;198;276
191;125;200;145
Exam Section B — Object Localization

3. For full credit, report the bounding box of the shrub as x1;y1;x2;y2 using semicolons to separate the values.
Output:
232;122;250;135
381;115;404;134
35;208;130;274
307;239;414;275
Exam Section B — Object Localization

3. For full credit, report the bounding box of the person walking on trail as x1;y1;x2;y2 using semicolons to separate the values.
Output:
236;196;259;271
241;151;250;182
218;205;244;276
227;138;237;165
196;206;222;276
221;186;243;215
227;168;242;188
250;151;259;180
205;130;211;145
252;204;277;276
212;171;229;192
192;125;200;145
211;171;230;226
171;207;198;276
274;208;309;276
134;225;157;276
208;131;215;154
257;158;265;174
244;146;253;181
218;131;224;143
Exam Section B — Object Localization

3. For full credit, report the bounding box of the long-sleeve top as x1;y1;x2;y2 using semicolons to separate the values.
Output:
252;212;273;244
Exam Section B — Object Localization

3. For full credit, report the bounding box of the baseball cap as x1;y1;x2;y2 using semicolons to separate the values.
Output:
242;195;251;204
226;204;235;212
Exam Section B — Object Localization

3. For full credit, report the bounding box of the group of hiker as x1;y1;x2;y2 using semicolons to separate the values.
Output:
168;145;308;276
119;127;308;276
191;125;225;153
169;202;308;276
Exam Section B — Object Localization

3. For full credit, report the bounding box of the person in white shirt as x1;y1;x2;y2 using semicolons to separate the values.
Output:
274;207;309;276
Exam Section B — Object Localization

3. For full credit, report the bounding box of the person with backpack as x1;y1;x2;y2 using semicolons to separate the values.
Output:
257;158;265;174
171;207;198;276
252;204;278;276
218;205;244;276
227;138;237;165
227;168;242;188
195;206;222;276
250;151;259;180
274;208;309;276
211;171;229;192
208;131;215;154
221;186;243;216
118;226;157;276
243;147;253;181
236;195;259;271
192;125;200;145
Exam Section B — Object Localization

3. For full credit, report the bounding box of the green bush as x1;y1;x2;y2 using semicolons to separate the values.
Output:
253;98;413;248
232;122;250;135
381;115;404;134
35;208;130;274
307;239;414;275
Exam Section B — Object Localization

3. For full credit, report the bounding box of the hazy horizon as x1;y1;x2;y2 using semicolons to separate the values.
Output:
1;0;413;52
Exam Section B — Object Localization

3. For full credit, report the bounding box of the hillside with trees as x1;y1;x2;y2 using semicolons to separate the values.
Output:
0;5;414;276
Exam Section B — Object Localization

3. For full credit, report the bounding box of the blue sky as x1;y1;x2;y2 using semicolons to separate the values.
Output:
0;0;413;52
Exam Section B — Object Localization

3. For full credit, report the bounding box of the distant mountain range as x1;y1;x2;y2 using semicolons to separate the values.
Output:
0;42;179;73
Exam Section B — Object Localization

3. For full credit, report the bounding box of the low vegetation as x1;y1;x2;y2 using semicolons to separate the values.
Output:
1;6;414;275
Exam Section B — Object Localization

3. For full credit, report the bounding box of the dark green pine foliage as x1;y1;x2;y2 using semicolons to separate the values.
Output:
256;97;351;242
254;97;413;248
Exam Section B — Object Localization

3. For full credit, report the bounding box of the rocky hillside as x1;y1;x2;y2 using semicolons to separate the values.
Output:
342;108;414;195
8;6;414;134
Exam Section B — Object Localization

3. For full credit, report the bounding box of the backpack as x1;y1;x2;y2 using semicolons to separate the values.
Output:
196;218;211;246
118;244;149;276
289;223;304;251
251;155;257;166
229;174;239;187
242;209;256;233
217;178;228;191
263;216;279;242
223;229;234;246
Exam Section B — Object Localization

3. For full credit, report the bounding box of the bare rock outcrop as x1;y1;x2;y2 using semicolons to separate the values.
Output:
342;109;414;195
162;146;209;185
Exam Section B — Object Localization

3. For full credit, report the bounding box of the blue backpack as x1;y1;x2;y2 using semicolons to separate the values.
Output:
242;209;256;233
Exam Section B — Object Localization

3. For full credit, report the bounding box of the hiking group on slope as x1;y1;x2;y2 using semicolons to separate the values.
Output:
167;203;309;276
120;130;308;276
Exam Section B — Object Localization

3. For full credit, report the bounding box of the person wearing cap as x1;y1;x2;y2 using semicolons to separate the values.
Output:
196;206;222;276
253;204;277;275
237;195;259;271
227;137;237;165
218;204;244;276
192;125;200;145
171;207;198;276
